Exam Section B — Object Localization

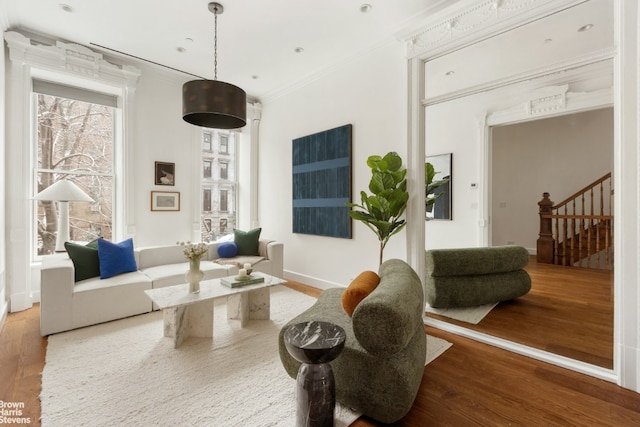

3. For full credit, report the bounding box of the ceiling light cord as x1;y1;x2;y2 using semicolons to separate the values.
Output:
213;8;218;81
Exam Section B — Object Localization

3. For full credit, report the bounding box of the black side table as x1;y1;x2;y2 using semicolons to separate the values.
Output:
284;321;346;427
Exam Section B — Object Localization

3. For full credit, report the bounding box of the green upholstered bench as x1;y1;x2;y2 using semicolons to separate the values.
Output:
425;246;531;308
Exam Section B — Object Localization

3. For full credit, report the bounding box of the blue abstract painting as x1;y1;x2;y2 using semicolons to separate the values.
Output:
292;124;352;238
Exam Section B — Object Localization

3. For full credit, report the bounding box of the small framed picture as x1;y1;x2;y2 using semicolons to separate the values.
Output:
151;191;180;211
155;162;175;186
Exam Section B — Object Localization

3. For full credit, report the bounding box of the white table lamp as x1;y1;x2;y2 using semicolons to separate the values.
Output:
34;180;94;252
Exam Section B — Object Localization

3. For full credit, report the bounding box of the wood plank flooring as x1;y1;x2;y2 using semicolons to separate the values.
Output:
2;278;638;426
426;256;614;368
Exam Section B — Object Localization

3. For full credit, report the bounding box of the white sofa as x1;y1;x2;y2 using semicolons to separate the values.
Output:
40;239;284;336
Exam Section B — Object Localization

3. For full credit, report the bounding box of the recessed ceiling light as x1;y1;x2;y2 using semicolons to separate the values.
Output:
59;4;74;13
294;47;304;53
360;4;372;13
445;70;455;76
578;24;594;32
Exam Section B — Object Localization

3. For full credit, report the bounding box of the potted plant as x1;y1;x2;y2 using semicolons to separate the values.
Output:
425;162;450;217
346;152;409;265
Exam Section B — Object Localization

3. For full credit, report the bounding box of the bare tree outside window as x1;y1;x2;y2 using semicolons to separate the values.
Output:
35;94;114;255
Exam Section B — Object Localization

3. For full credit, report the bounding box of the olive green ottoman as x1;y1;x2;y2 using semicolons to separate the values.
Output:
425;246;531;308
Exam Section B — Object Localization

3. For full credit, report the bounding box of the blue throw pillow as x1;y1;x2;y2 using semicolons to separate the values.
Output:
217;241;238;258
97;238;138;279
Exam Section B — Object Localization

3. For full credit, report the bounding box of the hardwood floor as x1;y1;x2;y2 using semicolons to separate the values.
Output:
2;279;638;426
0;304;47;425
426;256;614;368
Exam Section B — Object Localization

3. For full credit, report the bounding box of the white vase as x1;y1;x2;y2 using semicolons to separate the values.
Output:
185;258;204;294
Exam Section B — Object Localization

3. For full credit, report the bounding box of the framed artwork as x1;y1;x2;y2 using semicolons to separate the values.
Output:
151;191;180;211
292;124;352;238
426;153;452;220
155;161;175;186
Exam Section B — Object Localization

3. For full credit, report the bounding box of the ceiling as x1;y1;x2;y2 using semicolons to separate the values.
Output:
423;0;613;100
1;0;613;103
1;0;456;101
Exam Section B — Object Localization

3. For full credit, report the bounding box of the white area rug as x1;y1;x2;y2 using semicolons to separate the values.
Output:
424;302;498;325
42;286;452;427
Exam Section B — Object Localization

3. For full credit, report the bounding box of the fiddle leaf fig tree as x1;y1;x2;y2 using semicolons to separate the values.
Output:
346;152;409;265
425;162;450;216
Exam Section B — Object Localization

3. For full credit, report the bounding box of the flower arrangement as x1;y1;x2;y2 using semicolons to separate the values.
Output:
177;241;209;261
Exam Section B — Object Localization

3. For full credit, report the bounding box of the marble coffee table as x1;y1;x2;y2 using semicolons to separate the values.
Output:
144;273;285;348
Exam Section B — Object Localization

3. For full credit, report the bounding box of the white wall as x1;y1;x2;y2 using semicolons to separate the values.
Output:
491;108;613;250
130;65;198;247
259;41;407;288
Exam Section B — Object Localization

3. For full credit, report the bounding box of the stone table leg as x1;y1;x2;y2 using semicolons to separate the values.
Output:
249;288;271;320
227;288;271;327
163;300;214;348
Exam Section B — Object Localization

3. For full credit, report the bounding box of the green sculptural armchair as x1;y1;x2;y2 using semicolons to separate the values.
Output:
278;259;427;424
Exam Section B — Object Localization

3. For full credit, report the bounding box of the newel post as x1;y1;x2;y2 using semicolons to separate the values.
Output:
537;192;554;264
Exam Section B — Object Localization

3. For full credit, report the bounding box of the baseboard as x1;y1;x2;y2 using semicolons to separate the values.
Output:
424;316;617;383
619;343;640;392
283;269;345;291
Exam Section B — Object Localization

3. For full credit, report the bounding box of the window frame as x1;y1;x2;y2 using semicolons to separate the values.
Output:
32;91;117;256
199;129;239;241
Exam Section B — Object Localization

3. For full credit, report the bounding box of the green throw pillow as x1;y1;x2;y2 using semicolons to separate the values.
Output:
64;239;100;282
234;228;261;256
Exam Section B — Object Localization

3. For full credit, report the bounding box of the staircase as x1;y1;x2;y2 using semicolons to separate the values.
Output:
537;173;613;270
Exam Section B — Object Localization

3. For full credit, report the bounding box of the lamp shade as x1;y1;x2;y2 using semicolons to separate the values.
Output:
34;180;94;202
182;79;247;129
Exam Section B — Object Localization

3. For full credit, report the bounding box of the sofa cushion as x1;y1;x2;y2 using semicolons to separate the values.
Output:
352;259;424;357
64;239;100;282
98;238;138;279
137;245;185;270
425;246;529;277
218;241;238;258
341;271;380;316
234;228;261;256
426;269;531;307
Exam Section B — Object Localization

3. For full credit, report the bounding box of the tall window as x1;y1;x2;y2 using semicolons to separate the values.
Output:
203;131;213;151
219;134;229;154
34;84;116;256
220;190;228;212
219;162;228;180
203;159;212;178
200;130;238;241
203;189;212;212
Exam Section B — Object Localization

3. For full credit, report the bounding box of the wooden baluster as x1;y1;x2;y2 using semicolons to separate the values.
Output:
554;218;559;265
537;192;555;264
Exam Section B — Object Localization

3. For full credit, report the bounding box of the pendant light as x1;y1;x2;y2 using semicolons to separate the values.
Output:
182;2;247;129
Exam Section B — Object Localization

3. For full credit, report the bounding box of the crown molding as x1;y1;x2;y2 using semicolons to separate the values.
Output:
4;31;140;88
422;46;614;107
402;0;589;60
